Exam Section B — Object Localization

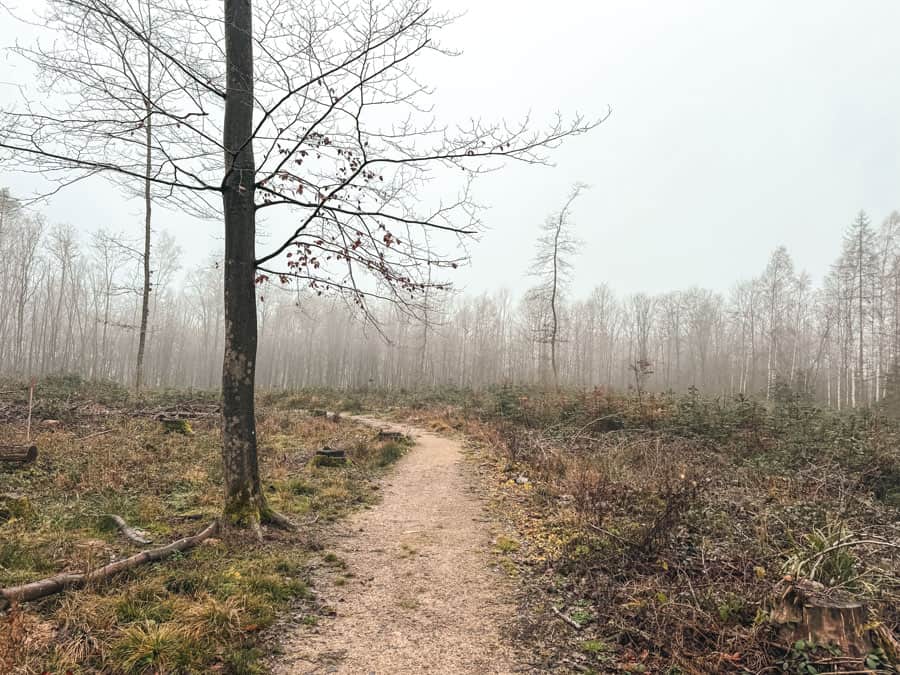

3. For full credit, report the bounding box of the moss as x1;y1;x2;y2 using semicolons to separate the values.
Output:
494;535;520;554
0;492;33;522
287;479;316;495
580;639;609;654
162;419;193;435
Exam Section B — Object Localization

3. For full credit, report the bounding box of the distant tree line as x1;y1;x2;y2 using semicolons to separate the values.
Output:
0;191;897;408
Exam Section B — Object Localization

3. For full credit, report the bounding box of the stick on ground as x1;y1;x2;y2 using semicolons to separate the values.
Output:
0;520;218;611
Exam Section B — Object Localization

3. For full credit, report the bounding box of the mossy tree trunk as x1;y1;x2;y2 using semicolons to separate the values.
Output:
221;0;269;531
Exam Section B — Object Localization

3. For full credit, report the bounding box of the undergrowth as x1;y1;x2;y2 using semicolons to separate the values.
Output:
394;386;900;674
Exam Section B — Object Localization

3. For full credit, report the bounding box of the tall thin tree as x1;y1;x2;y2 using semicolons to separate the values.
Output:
528;184;586;387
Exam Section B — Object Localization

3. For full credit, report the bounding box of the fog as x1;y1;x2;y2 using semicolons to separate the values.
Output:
2;0;898;296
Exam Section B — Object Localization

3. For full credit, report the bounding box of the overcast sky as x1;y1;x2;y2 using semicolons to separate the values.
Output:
2;0;899;298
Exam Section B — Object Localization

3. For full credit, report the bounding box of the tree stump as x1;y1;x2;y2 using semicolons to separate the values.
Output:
0;445;38;466
314;447;346;467
772;579;872;657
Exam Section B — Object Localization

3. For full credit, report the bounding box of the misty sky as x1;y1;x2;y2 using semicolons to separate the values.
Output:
1;0;899;297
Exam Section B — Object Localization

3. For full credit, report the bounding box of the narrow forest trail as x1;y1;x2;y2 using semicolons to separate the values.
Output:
272;417;520;674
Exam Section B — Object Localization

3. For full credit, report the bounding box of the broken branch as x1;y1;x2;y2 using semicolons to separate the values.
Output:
0;520;218;611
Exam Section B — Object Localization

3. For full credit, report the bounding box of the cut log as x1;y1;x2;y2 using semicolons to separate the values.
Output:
772;579;872;657
314;447;347;467
376;430;405;441
0;445;37;465
0;520;218;611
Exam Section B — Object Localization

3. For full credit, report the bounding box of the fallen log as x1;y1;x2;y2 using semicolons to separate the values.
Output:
0;520;218;611
0;445;37;465
106;514;152;546
376;430;405;441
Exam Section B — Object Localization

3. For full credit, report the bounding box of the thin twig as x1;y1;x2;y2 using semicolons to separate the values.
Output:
552;606;583;630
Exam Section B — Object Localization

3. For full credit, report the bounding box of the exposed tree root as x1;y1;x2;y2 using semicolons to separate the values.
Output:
0;520;218;611
261;507;298;531
106;514;152;545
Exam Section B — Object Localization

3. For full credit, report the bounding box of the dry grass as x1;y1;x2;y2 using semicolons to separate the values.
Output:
400;391;900;674
0;381;408;673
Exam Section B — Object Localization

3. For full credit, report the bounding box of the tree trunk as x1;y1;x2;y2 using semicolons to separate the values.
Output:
136;28;153;392
858;235;865;406
221;0;268;530
549;217;561;388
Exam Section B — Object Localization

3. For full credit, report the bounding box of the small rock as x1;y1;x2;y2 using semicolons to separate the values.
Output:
515;476;530;485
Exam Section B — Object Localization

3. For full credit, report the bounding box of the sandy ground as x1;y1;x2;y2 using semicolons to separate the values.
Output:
272;417;519;674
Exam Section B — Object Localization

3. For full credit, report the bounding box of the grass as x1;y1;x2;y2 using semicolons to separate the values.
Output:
0;379;408;673
493;535;520;554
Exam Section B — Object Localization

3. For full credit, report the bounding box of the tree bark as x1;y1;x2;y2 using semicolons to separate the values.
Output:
221;0;268;530
136;6;154;392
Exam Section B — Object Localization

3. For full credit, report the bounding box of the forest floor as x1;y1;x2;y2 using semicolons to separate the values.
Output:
280;387;900;675
271;416;519;674
2;379;899;674
0;378;417;673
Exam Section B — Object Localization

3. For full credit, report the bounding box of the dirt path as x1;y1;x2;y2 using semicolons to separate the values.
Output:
273;417;519;674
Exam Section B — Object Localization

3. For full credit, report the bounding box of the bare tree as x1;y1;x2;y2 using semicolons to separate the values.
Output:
760;246;795;399
837;211;878;406
1;0;599;533
5;196;900;409
527;184;586;387
9;0;207;391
